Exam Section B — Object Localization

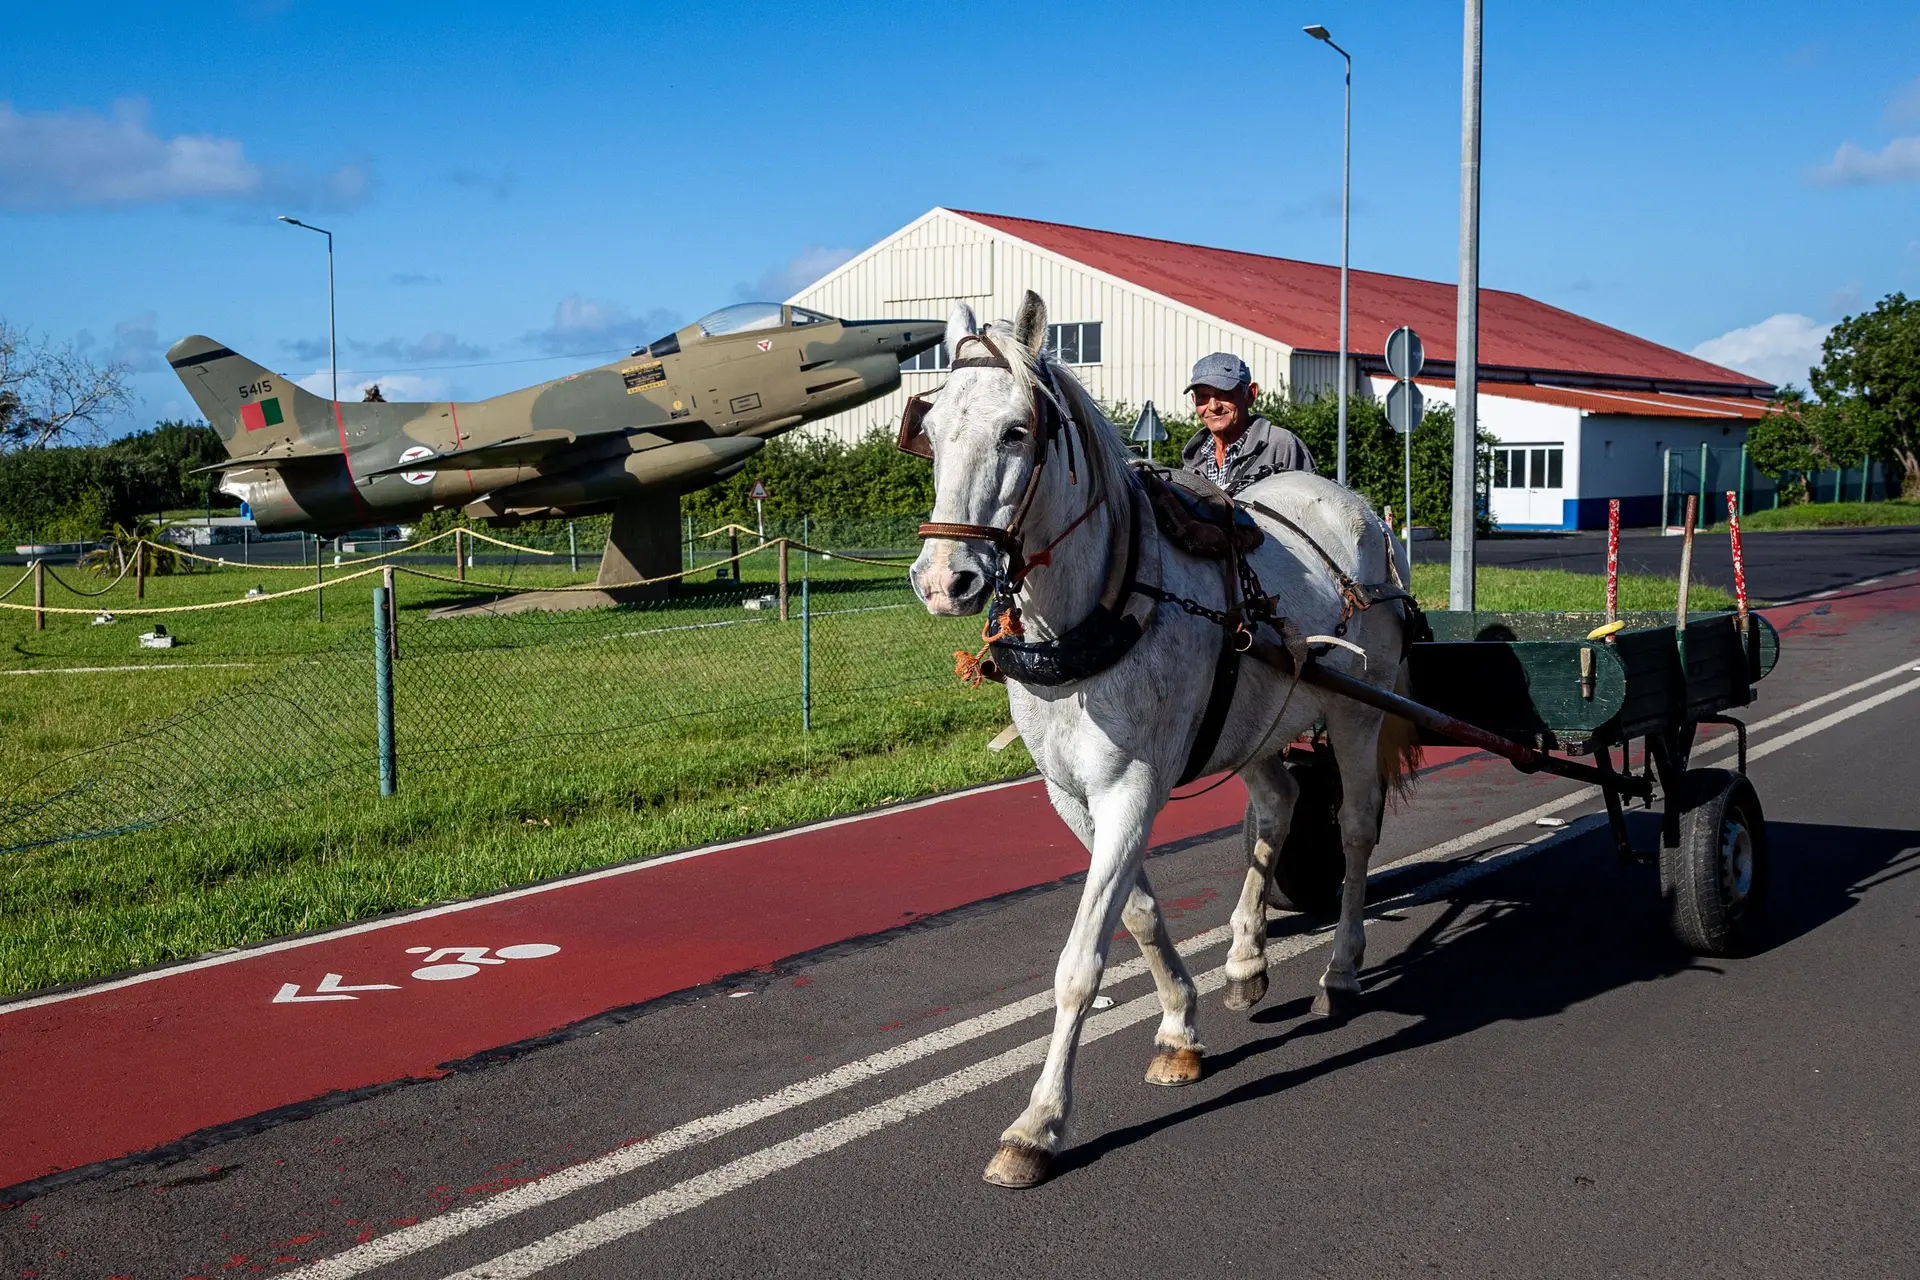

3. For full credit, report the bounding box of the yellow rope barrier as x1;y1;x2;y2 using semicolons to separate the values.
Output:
168;526;554;570
43;557;136;598
0;564;36;603
0;537;914;615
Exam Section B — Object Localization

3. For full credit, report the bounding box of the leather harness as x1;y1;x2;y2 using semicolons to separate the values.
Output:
903;334;1420;787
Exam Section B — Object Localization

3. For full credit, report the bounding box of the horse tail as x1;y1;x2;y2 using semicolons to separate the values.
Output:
1376;659;1424;807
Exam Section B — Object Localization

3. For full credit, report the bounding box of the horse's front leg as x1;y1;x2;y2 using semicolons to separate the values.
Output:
985;775;1157;1189
1315;706;1387;1017
1224;751;1300;1012
1047;782;1201;1084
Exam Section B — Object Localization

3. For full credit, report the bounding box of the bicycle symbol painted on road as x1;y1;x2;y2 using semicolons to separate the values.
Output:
270;942;564;1003
405;943;562;981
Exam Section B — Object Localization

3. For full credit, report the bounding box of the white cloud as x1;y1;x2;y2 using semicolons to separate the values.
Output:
1807;135;1920;186
735;246;858;302
1690;313;1832;389
358;331;488;363
112;312;162;371
523;295;677;355
0;98;366;210
295;370;452;402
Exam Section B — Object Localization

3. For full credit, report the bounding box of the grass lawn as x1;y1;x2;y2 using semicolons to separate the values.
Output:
1;556;1730;996
1739;498;1920;530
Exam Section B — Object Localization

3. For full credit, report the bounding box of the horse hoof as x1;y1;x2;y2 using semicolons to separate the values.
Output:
983;1140;1051;1189
1311;986;1360;1019
1143;1045;1204;1087
1223;970;1269;1012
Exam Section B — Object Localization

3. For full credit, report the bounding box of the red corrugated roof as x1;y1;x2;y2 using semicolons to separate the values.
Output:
953;210;1771;393
1412;380;1774;419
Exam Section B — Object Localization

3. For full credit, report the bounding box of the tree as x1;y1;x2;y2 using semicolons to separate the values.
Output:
0;319;135;452
1809;292;1920;499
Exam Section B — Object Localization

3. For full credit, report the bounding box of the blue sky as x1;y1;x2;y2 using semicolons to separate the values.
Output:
3;0;1917;432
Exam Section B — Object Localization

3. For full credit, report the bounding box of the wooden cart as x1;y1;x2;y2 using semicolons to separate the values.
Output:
1248;609;1781;956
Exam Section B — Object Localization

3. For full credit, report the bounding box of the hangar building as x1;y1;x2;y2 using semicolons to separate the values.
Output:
789;208;1774;530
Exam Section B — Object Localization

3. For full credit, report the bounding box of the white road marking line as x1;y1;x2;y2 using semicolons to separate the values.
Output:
1742;677;1920;763
436;826;1599;1280
289;660;1920;1279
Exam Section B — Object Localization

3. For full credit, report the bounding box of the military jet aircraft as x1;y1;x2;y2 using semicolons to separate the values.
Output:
165;303;941;603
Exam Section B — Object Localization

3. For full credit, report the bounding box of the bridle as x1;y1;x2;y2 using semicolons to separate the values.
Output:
897;331;1105;594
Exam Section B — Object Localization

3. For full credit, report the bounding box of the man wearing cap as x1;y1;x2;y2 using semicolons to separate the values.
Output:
1179;353;1316;494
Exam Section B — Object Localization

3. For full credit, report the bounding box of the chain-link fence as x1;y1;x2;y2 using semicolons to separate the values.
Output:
0;557;993;855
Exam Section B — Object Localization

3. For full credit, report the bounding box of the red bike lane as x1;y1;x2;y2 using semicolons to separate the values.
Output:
3;570;1910;1199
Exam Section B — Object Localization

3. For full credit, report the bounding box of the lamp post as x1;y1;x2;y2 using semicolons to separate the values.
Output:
1450;0;1483;611
1305;23;1352;488
277;216;336;406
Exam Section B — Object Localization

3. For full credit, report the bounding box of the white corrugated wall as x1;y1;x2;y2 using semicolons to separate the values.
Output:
789;209;1293;445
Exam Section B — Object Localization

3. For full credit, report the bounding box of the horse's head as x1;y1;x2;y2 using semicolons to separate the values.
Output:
908;293;1054;616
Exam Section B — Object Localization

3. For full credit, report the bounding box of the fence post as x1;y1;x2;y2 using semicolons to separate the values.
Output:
315;537;324;621
136;540;146;600
1661;449;1673;527
456;528;466;583
778;538;790;621
33;560;45;631
382;564;398;660
801;574;812;733
373;585;397;797
568;520;578;573
1860;454;1870;503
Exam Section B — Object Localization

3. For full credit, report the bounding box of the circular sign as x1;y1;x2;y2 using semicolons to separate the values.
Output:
1386;380;1424;435
396;444;438;486
1385;326;1425;381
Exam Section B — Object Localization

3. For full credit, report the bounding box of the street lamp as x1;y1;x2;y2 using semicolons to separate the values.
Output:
277;216;336;406
1304;23;1352;488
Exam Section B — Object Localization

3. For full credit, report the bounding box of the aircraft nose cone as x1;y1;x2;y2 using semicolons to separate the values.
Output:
880;321;945;361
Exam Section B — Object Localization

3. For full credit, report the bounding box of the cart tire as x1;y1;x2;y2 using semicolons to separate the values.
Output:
1660;768;1768;956
1245;757;1346;915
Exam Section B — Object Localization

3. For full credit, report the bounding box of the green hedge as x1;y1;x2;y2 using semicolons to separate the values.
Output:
0;422;227;544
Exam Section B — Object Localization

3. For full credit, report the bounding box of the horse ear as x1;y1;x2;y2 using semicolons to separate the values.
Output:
1013;290;1048;358
945;302;978;358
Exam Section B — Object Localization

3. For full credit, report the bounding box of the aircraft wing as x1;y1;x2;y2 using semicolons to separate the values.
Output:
360;429;579;477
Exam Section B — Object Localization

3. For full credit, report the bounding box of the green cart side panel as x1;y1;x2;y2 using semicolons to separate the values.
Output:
1413;610;1778;746
1408;636;1627;741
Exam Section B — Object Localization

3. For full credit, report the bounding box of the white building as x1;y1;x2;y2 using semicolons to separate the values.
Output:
790;208;1772;529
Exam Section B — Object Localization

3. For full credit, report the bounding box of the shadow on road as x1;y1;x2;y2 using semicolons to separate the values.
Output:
1053;818;1919;1180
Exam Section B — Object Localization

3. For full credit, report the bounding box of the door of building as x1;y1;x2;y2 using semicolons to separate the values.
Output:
1489;443;1565;527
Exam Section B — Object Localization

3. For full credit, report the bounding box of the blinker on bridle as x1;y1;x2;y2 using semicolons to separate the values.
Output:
897;330;1088;575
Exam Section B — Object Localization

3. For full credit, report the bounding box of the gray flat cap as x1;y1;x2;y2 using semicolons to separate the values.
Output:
1186;352;1252;394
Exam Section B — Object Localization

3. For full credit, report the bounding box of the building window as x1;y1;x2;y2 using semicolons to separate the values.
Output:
902;341;951;373
1492;445;1563;489
1044;322;1102;365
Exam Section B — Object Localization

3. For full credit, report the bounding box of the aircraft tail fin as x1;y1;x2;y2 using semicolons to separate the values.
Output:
166;335;341;460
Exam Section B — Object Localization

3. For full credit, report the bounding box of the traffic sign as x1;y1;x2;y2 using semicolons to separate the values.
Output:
1386;380;1424;435
747;480;770;501
1385;326;1425;381
1130;401;1168;444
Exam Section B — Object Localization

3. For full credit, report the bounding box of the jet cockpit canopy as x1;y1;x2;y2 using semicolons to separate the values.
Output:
643;304;839;358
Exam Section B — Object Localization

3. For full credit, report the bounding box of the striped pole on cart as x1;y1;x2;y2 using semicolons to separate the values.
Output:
1605;499;1620;622
1726;490;1749;622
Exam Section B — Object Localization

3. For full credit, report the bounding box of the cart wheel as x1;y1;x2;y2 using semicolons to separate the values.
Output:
1660;768;1768;956
1245;756;1346;915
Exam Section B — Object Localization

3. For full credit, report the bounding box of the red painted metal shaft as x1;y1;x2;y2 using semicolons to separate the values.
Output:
1726;490;1749;622
1606;498;1620;621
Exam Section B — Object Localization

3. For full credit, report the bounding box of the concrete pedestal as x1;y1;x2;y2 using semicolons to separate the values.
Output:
430;495;681;618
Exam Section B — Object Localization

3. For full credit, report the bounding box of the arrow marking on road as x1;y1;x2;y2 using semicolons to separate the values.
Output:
272;973;404;1004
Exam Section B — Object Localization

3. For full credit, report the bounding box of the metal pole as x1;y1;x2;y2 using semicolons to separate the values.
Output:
568;520;578;573
1697;441;1709;529
1860;453;1870;503
801;574;812;733
372;585;397;797
1402;413;1413;543
1737;442;1749;515
325;230;337;408
1662;449;1673;527
1606;499;1619;623
1449;0;1483;611
1337;43;1352;487
315;536;324;622
243;525;250;565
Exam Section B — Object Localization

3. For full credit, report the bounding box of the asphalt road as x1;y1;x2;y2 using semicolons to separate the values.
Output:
4;578;1917;1278
1412;525;1920;603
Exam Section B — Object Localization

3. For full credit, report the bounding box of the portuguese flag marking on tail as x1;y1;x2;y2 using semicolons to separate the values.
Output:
240;398;285;431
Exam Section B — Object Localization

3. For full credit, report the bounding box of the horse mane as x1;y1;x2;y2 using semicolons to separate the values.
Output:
980;320;1136;506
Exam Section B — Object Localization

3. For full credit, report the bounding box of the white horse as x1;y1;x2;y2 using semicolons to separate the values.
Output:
909;292;1419;1188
